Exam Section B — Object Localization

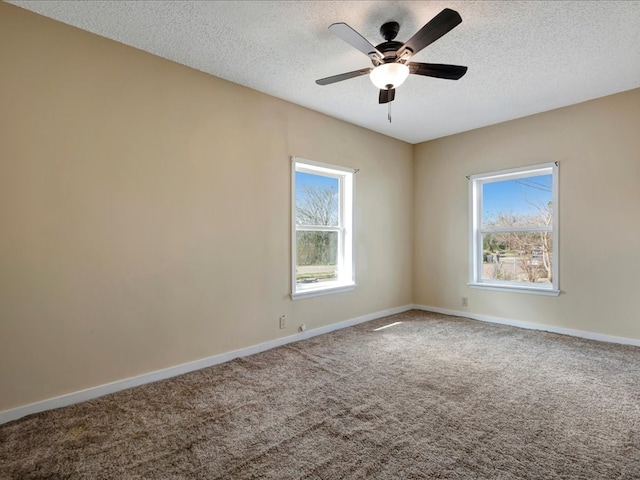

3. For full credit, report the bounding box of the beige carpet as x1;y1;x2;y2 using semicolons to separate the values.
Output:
1;310;639;479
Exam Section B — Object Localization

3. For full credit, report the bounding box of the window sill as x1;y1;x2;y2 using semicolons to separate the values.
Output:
468;282;560;296
291;283;356;300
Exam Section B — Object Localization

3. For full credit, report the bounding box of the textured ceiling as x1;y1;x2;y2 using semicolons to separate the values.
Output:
9;1;640;144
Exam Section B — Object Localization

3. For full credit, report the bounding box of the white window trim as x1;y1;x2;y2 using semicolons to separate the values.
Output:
468;162;560;296
291;157;356;300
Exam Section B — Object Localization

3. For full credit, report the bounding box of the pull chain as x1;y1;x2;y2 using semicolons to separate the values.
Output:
387;101;392;123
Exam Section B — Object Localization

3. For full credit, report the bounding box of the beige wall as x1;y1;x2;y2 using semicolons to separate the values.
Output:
414;88;640;341
0;3;413;411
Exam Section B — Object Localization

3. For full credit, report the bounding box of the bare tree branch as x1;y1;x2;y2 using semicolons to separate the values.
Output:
296;185;338;226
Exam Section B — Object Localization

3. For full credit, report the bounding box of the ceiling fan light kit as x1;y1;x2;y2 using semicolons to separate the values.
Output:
316;7;468;119
370;63;410;90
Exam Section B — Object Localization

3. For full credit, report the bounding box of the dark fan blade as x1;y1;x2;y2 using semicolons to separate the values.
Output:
408;62;467;80
329;23;383;60
378;88;396;104
316;68;373;86
397;8;462;59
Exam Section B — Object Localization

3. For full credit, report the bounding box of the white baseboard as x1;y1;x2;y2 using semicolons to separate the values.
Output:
0;304;413;426
413;304;640;347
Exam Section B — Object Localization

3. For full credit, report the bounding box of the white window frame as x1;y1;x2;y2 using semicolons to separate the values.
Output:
291;157;355;300
468;162;559;296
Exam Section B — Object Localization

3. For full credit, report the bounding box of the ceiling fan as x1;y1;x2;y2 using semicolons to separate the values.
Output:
316;8;468;107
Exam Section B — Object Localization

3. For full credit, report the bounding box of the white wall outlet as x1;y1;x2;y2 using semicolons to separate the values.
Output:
462;297;468;307
279;315;286;329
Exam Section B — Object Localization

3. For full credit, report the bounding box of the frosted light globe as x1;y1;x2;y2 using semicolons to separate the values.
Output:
369;63;410;89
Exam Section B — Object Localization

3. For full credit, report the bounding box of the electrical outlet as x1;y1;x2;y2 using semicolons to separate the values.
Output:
279;315;286;329
461;297;468;307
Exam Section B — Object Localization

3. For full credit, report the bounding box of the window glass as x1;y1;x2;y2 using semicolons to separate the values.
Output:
295;172;339;227
482;175;552;229
481;232;554;285
296;231;338;284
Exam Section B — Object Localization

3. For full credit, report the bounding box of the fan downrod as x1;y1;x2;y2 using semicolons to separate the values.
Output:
380;21;400;41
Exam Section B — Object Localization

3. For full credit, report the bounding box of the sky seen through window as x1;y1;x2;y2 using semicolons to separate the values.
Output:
482;174;552;218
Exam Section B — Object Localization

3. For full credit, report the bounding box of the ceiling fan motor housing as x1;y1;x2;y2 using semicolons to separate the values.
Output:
374;40;404;64
373;22;404;65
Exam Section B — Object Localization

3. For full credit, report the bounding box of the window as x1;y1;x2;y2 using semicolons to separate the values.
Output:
291;158;355;299
469;162;559;295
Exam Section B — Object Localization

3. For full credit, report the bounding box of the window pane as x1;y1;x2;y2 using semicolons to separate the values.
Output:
482;232;553;284
296;231;338;284
295;171;339;227
482;174;552;228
